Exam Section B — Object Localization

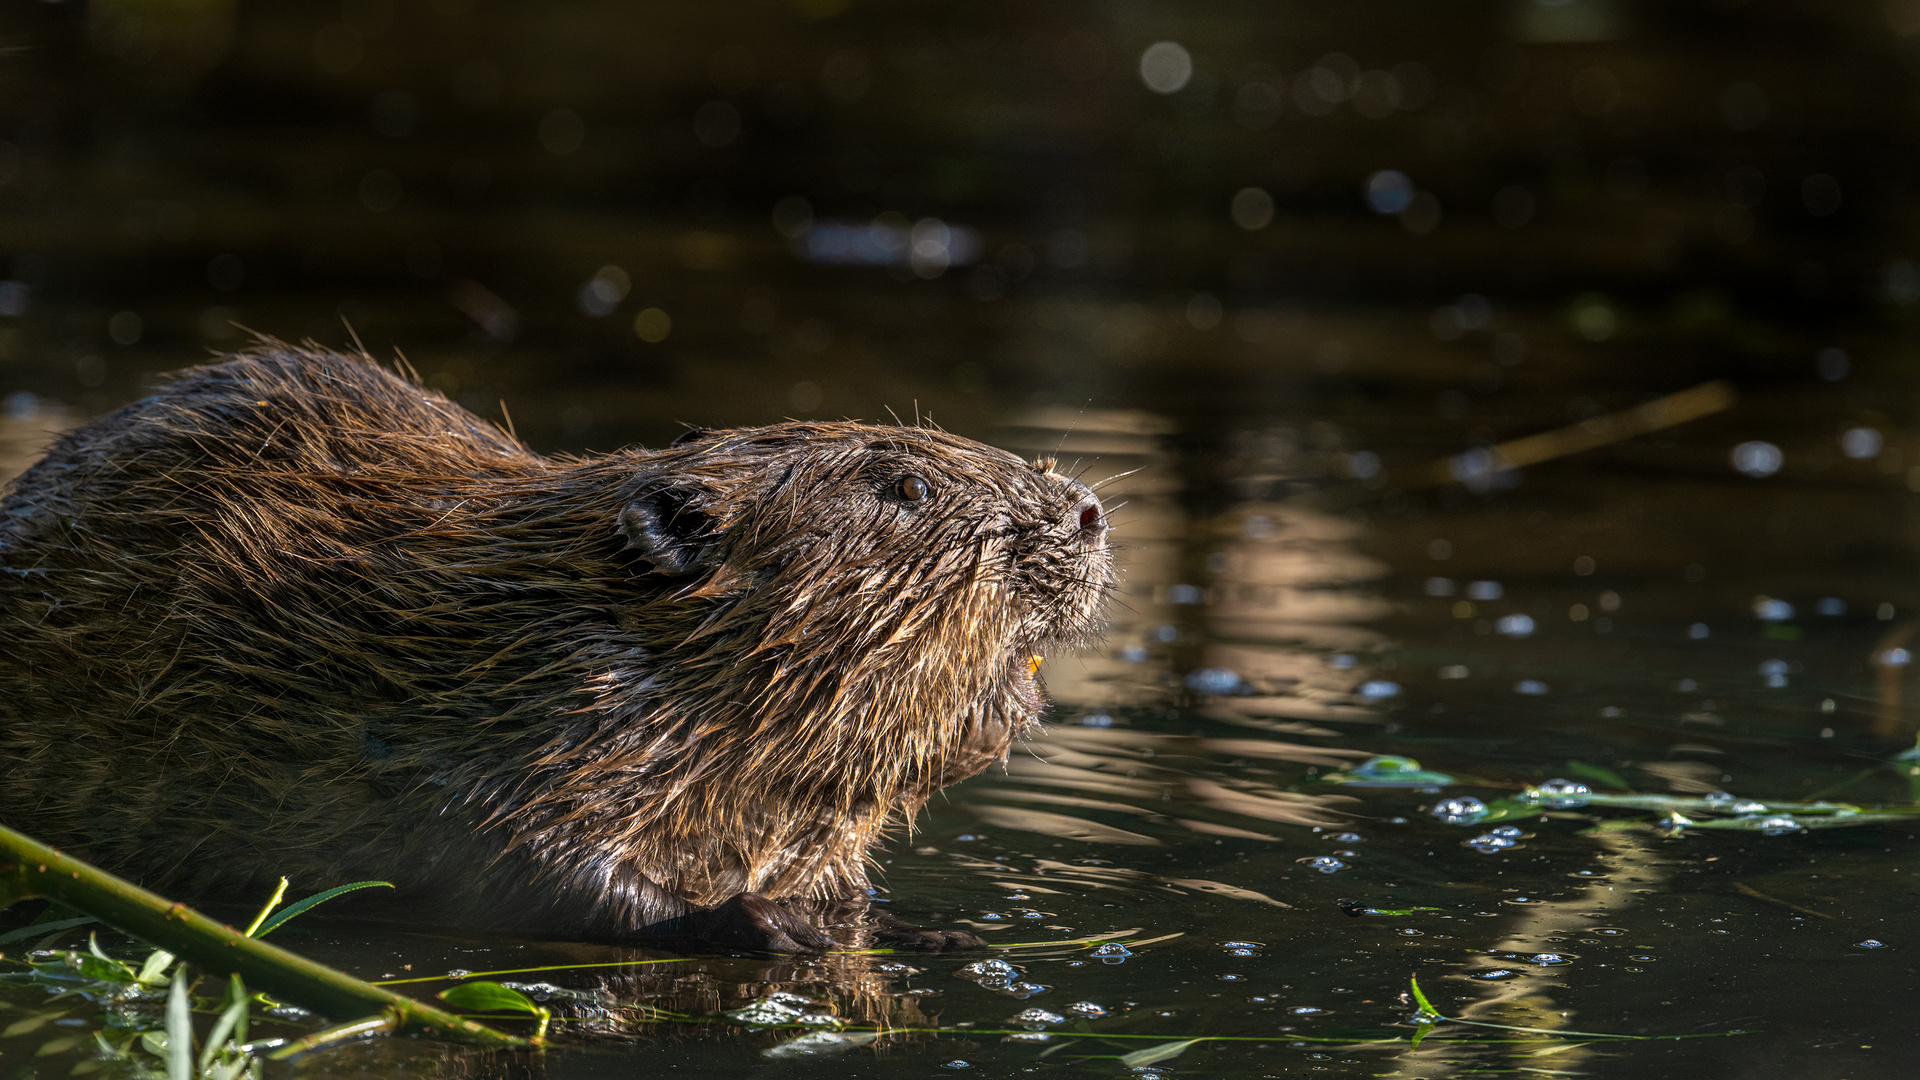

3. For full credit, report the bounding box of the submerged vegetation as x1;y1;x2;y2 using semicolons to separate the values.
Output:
3;820;1760;1074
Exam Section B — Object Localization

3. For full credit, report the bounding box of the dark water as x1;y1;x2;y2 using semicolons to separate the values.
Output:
5;0;1920;1076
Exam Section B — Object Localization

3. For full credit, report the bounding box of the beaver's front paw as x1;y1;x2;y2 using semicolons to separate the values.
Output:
689;893;839;953
871;913;986;952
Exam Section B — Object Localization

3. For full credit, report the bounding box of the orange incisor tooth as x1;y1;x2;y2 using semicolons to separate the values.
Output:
1028;654;1045;675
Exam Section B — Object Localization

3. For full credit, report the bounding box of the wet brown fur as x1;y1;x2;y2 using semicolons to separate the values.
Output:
0;345;1111;941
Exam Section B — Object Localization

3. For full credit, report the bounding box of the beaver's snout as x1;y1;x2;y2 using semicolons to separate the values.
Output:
1056;476;1107;538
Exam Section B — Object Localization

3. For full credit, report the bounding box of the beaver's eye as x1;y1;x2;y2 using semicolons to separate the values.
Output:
897;475;931;502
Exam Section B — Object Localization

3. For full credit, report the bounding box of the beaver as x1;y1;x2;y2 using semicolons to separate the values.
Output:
0;344;1112;952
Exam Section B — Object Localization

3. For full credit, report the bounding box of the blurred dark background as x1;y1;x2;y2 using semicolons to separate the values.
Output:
2;0;1918;467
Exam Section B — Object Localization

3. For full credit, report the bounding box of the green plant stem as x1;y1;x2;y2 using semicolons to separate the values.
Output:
0;823;528;1049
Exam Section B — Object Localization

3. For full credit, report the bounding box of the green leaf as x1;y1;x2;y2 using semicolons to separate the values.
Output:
437;981;542;1016
1563;760;1630;790
252;881;392;938
64;949;137;984
0;915;98;946
136;949;176;987
1407;974;1443;1023
1409;1018;1437;1050
139;1030;169;1059
1118;1039;1204;1068
165;964;193;1080
198;981;249;1073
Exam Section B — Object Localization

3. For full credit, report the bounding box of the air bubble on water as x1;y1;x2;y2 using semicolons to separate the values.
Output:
444;968;472;978
959;959;1018;979
727;997;808;1026
1496;614;1535;637
943;1061;973;1070
1219;973;1244;981
1328;832;1363;843
1090;943;1132;964
1328;653;1357;670
1753;597;1795;621
1289;1005;1324;1015
1467;580;1503;600
982;912;1007;920
1489;825;1523;837
1731;440;1783;478
1079;712;1115;727
1012;1008;1065;1028
1514;679;1549;695
1702;791;1735;805
1856;939;1887;949
1467;834;1516;853
1357;679;1401;700
957;833;979;842
1534;778;1591;808
1529;953;1570;965
1355;755;1421;777
1817;597;1848;616
1298;856;1348;873
1425;577;1456;596
1731;800;1767;814
1430;796;1487;824
1757;815;1801;835
1186;667;1243;694
1067;1001;1108;1017
1473;969;1522;980
1221;940;1263;952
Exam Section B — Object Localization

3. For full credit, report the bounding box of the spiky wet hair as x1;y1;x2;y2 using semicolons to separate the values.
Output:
0;345;1113;934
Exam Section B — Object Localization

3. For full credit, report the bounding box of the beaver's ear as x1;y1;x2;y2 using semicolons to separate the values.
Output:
618;482;719;576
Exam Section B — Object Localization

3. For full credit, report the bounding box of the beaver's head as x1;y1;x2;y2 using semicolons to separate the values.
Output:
611;421;1112;767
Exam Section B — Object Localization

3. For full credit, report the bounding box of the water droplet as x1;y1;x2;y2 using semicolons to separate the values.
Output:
1430;797;1488;824
1298;856;1349;873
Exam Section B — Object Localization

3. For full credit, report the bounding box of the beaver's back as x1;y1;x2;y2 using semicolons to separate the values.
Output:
0;347;622;903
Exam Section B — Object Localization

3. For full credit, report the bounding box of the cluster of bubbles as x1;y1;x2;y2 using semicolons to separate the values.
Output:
1465;824;1524;853
956;958;1050;997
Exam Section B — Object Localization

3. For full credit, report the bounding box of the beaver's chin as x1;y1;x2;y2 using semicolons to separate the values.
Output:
1003;650;1048;718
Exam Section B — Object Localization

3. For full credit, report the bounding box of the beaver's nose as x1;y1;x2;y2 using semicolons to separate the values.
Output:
1074;497;1106;536
1059;478;1106;537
